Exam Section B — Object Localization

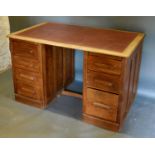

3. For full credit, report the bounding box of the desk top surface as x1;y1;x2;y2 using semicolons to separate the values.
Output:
9;22;144;57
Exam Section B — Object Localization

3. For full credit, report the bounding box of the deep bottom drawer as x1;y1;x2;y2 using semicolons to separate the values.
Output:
85;88;119;122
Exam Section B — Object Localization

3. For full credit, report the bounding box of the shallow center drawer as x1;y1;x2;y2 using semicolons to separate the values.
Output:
87;70;121;94
88;53;122;75
85;88;119;122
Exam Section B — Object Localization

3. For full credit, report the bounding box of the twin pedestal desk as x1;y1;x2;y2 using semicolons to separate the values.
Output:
8;22;144;131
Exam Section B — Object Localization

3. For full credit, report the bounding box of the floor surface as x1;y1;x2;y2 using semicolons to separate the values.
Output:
0;70;155;138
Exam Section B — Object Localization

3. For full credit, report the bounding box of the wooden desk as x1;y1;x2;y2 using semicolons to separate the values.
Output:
8;22;144;131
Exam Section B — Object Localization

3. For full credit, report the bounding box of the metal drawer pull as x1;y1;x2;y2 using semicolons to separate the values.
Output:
93;102;111;110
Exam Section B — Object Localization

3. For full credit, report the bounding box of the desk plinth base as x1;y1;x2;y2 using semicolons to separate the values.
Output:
15;94;47;109
83;113;121;132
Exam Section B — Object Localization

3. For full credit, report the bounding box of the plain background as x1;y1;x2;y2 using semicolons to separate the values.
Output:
9;16;155;99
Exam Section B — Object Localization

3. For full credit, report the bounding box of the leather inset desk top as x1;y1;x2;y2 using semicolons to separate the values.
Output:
9;22;144;57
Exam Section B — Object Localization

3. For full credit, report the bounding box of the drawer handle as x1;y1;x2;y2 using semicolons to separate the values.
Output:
19;73;35;81
94;79;113;87
29;50;33;54
93;102;111;110
29;64;34;67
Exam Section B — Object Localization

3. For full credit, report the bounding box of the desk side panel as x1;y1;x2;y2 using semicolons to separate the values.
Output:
63;48;75;87
124;43;143;116
43;45;75;104
43;45;63;103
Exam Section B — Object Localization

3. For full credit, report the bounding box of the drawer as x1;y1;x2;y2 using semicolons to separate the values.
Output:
13;56;40;73
87;70;121;94
16;81;42;100
88;53;122;75
11;40;39;59
85;88;119;122
14;68;42;84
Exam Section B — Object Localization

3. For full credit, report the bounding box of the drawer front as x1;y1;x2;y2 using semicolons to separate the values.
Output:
88;53;122;75
85;88;119;122
11;40;39;59
13;56;40;73
14;68;42;84
16;81;42;100
87;70;121;94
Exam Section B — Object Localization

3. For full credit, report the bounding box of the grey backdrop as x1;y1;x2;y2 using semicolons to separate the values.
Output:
9;16;155;99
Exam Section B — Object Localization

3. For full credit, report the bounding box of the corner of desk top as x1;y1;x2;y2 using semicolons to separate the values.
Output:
122;32;145;58
7;22;48;39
